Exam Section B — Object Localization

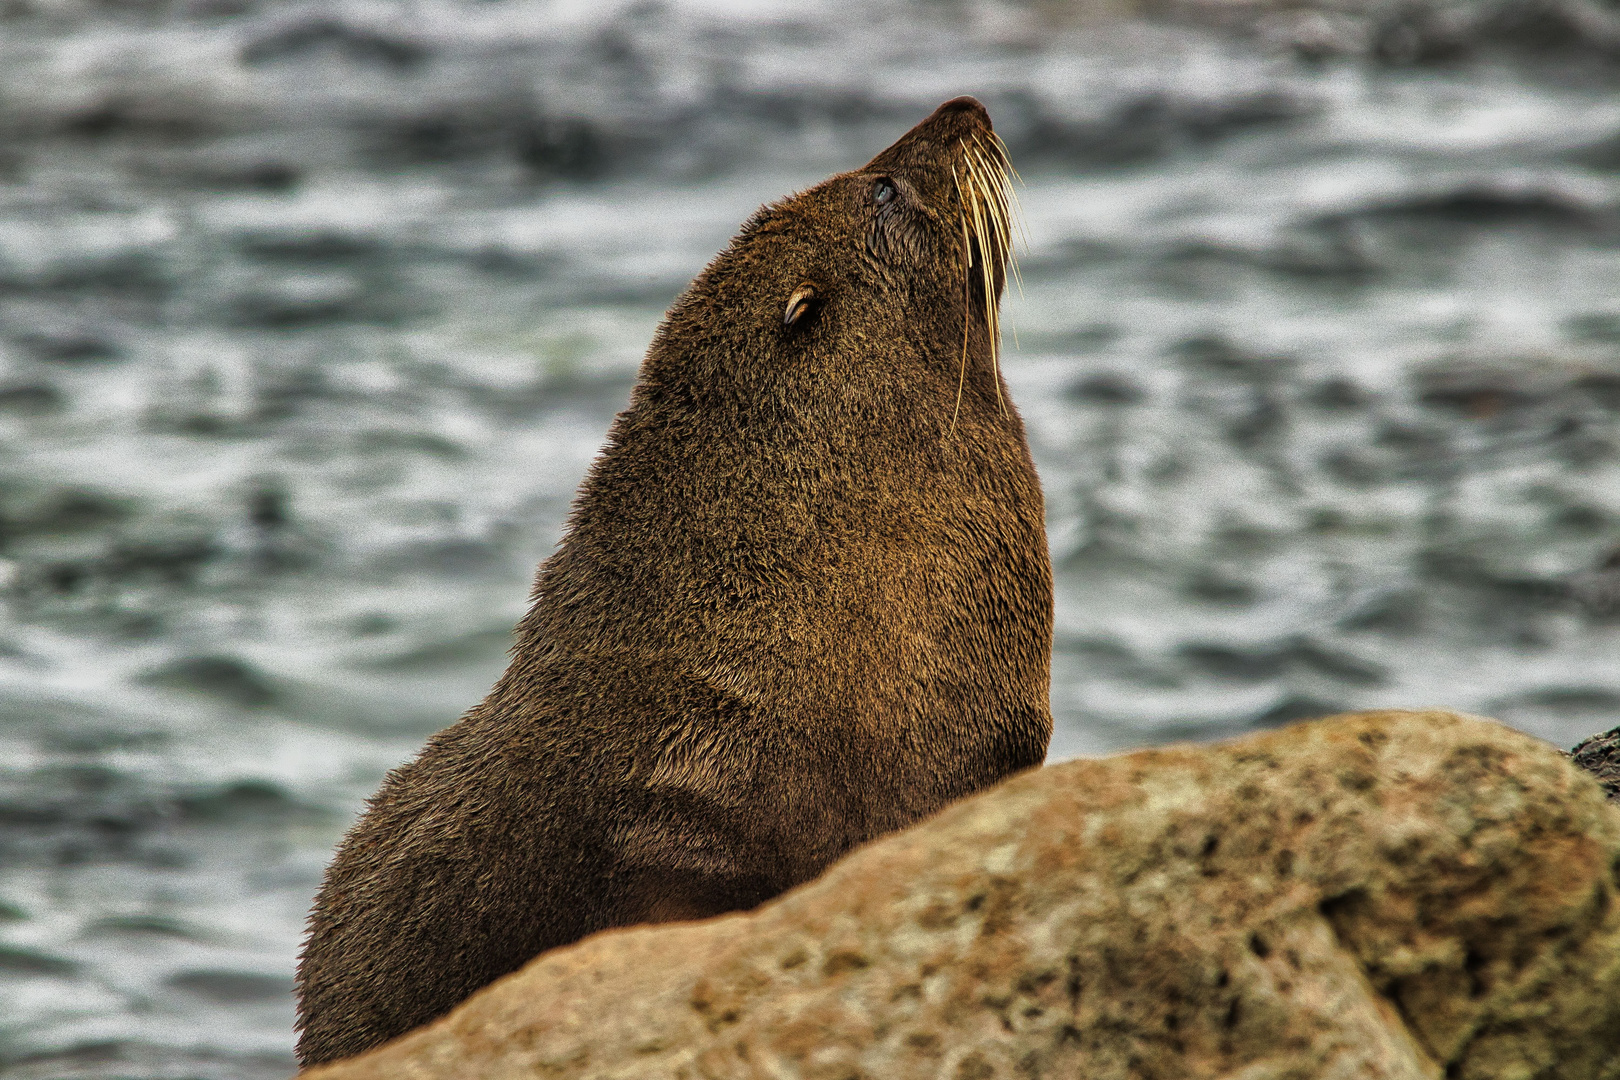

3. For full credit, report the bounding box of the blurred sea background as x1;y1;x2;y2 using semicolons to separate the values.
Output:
5;0;1620;1074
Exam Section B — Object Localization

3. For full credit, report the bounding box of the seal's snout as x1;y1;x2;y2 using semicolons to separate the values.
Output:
935;96;990;122
864;96;997;175
921;95;992;137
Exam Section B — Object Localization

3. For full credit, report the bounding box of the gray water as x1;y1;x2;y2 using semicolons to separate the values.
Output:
4;1;1620;1075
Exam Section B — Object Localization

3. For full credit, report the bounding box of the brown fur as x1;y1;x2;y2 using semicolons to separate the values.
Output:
294;97;1053;1067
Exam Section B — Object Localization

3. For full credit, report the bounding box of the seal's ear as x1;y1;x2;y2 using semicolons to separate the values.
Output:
783;283;820;330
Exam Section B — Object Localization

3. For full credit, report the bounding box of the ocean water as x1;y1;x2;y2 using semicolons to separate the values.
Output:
3;1;1620;1074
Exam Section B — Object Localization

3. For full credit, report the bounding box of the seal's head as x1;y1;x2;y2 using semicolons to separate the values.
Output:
651;96;1019;436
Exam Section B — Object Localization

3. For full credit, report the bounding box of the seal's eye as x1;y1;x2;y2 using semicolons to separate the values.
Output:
872;178;897;206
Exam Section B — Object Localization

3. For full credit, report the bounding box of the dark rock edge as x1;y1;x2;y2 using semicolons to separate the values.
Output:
1570;725;1620;802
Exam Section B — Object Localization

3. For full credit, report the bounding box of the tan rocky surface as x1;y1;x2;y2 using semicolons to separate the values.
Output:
303;709;1620;1080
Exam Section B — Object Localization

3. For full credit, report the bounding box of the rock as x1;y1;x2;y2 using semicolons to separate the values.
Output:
1572;726;1620;803
302;710;1620;1080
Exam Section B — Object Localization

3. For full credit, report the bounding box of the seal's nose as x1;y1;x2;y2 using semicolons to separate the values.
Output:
862;96;995;174
935;96;989;121
920;95;992;137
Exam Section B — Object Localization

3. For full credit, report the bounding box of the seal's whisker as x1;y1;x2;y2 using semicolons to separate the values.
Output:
970;132;1026;368
983;140;1019;381
961;143;1006;414
950;125;1027;429
965;139;1017;299
961;149;995;406
948;164;972;437
965;143;1001;242
970;137;1009;226
971;133;1025;291
964;139;1012;288
987;131;1027;197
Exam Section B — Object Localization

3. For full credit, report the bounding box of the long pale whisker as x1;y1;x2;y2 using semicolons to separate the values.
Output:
970;134;1024;324
962;159;992;301
948;164;971;437
966;142;1005;240
968;142;1014;286
970;136;1010;228
969;133;1026;356
965;146;1006;275
967;154;1005;414
962;144;1007;414
947;128;1029;433
972;133;1026;280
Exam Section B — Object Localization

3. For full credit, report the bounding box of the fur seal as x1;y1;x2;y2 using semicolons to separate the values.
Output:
294;96;1053;1066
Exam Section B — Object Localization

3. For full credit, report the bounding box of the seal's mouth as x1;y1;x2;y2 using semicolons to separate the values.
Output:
950;127;1021;429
